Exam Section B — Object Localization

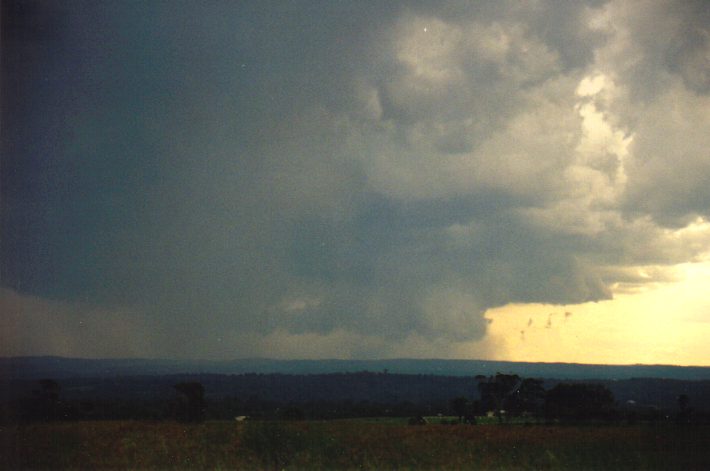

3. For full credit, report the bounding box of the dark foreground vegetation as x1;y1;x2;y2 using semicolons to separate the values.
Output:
3;371;710;469
2;420;710;470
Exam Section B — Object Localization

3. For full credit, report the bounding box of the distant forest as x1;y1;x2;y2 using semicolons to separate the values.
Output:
2;372;710;424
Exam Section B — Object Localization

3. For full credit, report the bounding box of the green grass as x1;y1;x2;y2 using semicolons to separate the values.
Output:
2;420;709;470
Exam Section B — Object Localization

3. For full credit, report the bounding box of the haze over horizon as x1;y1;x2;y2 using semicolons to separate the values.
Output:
2;0;710;366
4;355;710;369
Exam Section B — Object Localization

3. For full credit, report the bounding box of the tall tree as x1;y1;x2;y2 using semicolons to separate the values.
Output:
476;373;521;422
174;382;206;422
450;396;469;423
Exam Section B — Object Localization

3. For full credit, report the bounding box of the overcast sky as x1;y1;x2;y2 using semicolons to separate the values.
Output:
2;0;709;363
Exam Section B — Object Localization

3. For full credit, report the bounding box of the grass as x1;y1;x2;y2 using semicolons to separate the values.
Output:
2;420;710;470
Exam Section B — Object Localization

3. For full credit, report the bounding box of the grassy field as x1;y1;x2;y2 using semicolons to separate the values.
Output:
2;420;709;470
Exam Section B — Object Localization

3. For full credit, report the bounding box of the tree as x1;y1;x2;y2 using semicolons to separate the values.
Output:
676;394;693;423
30;379;61;421
38;379;60;402
544;383;614;422
174;382;206;422
450;396;469;423
476;373;521;422
280;404;305;421
512;378;546;417
408;415;427;425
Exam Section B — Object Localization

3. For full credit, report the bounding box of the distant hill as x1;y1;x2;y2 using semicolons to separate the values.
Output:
2;356;709;381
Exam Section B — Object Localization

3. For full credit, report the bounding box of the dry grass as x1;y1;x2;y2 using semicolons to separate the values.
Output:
2;420;709;470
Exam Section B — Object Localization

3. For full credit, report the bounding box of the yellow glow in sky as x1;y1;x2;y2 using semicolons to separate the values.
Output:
481;262;710;366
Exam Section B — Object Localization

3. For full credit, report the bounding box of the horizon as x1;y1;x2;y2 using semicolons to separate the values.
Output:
2;1;710;365
4;355;710;369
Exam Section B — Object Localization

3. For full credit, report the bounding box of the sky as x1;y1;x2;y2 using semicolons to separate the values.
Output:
2;0;709;365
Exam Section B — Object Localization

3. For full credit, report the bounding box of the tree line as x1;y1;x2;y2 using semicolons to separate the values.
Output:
447;373;616;424
2;372;707;424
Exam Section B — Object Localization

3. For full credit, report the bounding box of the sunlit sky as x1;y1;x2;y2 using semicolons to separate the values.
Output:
484;261;710;366
2;0;710;365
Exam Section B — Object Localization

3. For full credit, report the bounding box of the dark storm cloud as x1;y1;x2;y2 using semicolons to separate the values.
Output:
605;0;710;226
2;0;709;358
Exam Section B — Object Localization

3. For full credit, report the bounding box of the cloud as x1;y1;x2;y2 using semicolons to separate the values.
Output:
586;0;710;224
2;0;710;359
0;288;158;358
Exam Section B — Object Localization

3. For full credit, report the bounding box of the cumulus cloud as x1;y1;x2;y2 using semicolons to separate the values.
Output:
2;0;710;359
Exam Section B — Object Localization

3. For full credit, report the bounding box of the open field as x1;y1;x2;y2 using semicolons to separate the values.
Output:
2;420;710;470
